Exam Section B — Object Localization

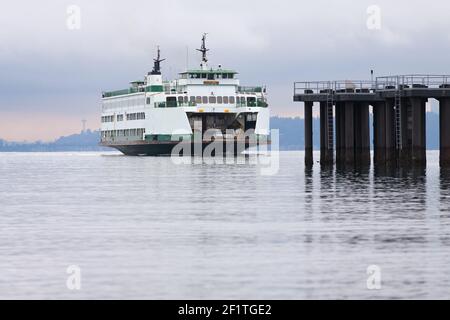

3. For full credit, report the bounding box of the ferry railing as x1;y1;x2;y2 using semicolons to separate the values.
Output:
238;86;266;93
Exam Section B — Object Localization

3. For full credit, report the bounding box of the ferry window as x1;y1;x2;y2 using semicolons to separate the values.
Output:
223;96;229;104
208;73;214;80
178;96;183;103
209;96;216;103
196;96;202;103
228;73;234;79
216;74;222;79
202;96;208;104
146;97;151;105
194;74;200;79
229;96;235;104
240;97;246;104
190;96;195;103
166;96;177;108
217;96;223;104
201;73;207;79
184;96;188;103
222;73;228;79
117;114;124;121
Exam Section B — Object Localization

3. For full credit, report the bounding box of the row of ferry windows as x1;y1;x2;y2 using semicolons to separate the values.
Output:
103;97;146;108
102;113;145;123
182;73;235;80
101;115;114;123
102;128;145;138
193;96;235;104
170;96;255;104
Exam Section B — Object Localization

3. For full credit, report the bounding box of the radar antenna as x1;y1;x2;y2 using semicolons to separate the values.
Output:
150;46;165;75
196;33;209;66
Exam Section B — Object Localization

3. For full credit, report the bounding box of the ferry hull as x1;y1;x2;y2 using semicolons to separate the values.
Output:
101;140;269;156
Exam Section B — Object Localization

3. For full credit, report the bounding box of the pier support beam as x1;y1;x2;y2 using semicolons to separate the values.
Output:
398;99;411;162
440;99;450;167
355;102;370;165
335;102;345;164
320;102;333;165
373;101;387;164
385;99;397;163
304;102;313;166
410;98;427;165
344;102;355;164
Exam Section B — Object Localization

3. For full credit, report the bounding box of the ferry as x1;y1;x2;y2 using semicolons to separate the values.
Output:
100;34;270;156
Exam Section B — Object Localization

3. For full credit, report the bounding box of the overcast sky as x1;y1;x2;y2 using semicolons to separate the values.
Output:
1;0;450;141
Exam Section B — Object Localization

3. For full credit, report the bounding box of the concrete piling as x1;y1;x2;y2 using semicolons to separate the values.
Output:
344;102;355;164
320;102;333;165
304;101;313;166
410;98;427;165
440;98;450;167
356;102;370;165
335;102;345;163
373;101;387;164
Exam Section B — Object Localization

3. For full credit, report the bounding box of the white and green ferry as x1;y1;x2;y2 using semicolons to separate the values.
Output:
100;35;270;156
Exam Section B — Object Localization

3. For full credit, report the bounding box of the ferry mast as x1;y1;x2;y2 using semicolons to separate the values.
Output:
197;33;209;69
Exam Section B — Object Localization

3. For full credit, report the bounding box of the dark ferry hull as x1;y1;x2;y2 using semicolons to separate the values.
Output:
101;139;269;156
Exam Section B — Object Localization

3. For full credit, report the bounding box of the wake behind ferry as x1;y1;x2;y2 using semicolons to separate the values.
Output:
100;35;270;156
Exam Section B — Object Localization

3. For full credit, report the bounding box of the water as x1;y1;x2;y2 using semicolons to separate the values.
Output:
0;151;450;299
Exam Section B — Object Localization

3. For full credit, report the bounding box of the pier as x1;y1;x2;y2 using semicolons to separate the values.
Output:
294;75;450;167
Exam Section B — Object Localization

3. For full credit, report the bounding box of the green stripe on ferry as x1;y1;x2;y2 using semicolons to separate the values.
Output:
146;85;164;92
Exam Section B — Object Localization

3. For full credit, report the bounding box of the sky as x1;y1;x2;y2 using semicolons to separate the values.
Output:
1;0;450;141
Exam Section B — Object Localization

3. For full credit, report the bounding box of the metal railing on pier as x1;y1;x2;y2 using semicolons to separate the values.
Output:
294;75;450;95
375;75;450;90
294;80;375;95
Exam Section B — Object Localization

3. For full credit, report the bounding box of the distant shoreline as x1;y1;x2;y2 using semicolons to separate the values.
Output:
0;115;442;152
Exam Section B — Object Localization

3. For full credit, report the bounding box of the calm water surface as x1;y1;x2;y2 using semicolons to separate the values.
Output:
1;151;450;299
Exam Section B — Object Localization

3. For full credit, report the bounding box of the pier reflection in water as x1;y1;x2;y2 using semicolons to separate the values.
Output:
303;151;450;299
1;151;450;299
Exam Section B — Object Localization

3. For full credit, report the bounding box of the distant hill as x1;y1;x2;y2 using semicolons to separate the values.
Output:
0;130;109;152
0;115;441;152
